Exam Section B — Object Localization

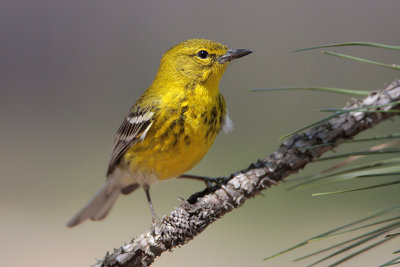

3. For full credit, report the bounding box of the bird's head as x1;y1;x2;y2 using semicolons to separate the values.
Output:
157;39;252;87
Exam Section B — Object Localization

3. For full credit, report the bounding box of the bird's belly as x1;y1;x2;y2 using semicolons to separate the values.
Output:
154;134;212;180
124;114;220;182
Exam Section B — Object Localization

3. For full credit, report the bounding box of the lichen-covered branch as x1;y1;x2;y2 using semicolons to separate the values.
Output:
96;80;400;267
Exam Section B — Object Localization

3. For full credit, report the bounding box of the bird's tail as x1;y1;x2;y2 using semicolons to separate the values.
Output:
66;179;138;227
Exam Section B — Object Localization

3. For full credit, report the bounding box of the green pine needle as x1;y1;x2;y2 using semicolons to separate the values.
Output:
320;101;400;113
357;172;400;178
300;166;400;191
250;86;369;96
320;108;400;113
279;110;348;140
386;233;400;238
322;51;400;71
370;207;400;216
265;40;400;265
305;133;400;150
264;211;390;261
293;42;400;52
380;255;400;267
312;180;400;196
325;235;397;267
321;109;400;114
287;157;400;190
309;216;400;242
298;220;400;265
315;148;400;162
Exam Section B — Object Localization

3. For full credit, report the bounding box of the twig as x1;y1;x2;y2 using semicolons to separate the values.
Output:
96;80;400;267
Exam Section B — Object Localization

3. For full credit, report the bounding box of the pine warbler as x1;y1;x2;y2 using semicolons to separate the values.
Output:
67;39;252;227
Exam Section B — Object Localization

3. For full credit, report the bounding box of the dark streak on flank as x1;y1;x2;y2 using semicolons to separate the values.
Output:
170;105;188;147
184;135;190;145
173;132;179;146
205;127;212;139
178;124;185;135
179;106;188;124
209;106;217;126
217;95;224;125
161;120;177;140
217;95;224;113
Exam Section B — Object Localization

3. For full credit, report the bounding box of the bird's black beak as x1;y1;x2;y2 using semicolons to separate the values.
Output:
217;49;253;64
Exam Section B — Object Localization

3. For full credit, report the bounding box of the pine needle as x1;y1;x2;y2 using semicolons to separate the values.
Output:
287;157;400;190
293;42;400;52
322;51;400;71
326;235;397;267
305;133;400;150
264;211;390;261
309;216;400;242
250;86;369;96
315;147;400;162
357;172;400;178
279;110;348;140
305;220;400;266
380;255;400;267
312;180;400;196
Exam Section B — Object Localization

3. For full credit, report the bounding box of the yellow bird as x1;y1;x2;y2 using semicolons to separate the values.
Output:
67;39;252;227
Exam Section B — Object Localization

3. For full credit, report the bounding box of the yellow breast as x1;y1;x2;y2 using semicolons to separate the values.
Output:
123;86;226;180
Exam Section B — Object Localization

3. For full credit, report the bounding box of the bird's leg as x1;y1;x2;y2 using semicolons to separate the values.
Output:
177;174;230;189
143;184;160;224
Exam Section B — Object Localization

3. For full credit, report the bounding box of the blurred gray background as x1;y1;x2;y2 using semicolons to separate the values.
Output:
1;0;399;266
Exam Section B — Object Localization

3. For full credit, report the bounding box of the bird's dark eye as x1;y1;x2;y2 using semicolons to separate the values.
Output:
197;50;209;59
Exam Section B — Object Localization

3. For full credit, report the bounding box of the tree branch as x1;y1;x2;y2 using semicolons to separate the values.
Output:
96;79;400;267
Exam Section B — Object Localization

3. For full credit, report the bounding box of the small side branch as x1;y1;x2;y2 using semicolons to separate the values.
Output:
96;80;400;267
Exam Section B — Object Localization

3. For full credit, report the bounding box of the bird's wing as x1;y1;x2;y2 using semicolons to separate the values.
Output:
106;107;155;176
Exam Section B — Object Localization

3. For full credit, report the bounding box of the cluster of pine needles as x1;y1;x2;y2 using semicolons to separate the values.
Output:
253;42;400;266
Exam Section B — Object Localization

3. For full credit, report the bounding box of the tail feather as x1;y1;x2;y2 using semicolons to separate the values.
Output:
67;180;138;227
